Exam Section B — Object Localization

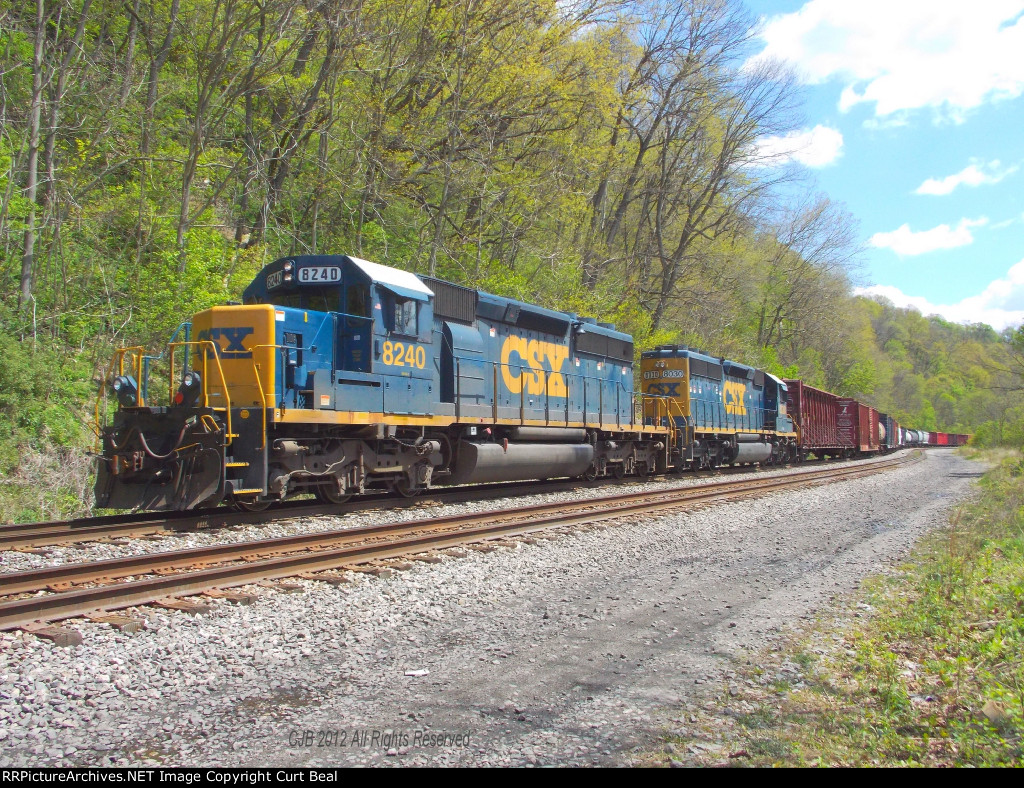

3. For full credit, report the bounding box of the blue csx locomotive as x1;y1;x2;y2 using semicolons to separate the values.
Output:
96;254;798;511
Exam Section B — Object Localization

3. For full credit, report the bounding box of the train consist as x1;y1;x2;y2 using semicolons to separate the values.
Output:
94;254;968;512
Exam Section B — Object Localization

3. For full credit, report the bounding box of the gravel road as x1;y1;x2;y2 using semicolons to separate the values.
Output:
0;449;983;767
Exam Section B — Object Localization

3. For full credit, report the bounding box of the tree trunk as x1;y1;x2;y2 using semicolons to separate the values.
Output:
20;0;46;311
119;0;141;106
136;0;180;269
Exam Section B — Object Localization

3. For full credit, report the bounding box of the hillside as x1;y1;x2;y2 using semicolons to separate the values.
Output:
1;0;1021;521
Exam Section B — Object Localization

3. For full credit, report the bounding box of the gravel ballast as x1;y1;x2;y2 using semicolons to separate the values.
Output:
0;449;982;766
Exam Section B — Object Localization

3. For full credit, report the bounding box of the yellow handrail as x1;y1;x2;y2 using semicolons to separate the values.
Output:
168;340;234;446
246;343;286;452
93;346;146;447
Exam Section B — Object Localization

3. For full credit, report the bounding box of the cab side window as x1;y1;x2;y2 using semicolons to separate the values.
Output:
346;283;369;317
393;297;417;335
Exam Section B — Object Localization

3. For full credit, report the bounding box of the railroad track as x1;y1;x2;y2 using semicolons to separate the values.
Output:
0;452;919;635
0;454;902;551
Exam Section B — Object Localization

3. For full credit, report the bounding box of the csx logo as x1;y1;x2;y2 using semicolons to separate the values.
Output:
724;380;748;415
196;327;254;359
647;383;681;397
500;336;569;396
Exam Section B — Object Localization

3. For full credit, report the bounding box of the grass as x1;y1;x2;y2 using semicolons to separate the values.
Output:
660;450;1024;767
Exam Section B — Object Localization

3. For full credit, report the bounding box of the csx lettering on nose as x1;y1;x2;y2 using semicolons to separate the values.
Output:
196;327;254;358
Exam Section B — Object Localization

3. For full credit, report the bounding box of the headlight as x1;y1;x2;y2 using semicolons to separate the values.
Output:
175;371;202;407
111;375;138;407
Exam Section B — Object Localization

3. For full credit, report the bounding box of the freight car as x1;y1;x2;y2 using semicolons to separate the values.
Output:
96;255;673;511
839;399;880;455
783;380;850;460
898;428;970;448
879;413;903;453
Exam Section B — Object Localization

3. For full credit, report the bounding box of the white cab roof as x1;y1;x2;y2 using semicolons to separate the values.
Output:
348;256;434;297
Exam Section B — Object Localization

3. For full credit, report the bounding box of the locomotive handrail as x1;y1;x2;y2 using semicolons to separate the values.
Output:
138;321;192;404
453;353;640;430
244;344;281;452
93;345;147;444
167;340;233;447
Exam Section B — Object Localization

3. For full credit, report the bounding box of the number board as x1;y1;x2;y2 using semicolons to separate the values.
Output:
381;341;426;369
297;266;342;284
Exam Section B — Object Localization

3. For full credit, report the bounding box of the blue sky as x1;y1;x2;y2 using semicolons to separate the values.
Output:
745;0;1024;330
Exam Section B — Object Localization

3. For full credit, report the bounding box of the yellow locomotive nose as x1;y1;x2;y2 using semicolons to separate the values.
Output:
640;353;689;426
191;304;278;408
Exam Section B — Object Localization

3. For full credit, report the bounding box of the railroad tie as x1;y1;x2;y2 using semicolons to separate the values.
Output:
152;598;212;616
341;565;394;579
203;590;258;605
297;572;351;586
86;611;146;632
257;581;304;593
20;621;83;647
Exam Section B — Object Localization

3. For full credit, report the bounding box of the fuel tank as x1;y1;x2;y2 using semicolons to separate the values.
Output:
446;441;595;484
732;440;772;464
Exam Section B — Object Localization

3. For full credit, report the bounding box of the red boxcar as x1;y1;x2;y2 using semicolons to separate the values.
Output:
785;380;851;458
838;399;880;453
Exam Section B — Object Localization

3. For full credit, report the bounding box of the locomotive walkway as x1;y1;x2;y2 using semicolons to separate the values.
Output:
0;453;918;636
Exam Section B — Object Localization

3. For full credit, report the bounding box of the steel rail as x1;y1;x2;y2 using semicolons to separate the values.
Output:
0;476;650;550
0;453;917;631
0;454;911;596
0;454;909;550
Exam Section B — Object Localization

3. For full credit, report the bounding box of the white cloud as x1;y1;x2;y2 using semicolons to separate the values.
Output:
856;258;1024;330
915;160;1019;195
752;1;1024;118
755;125;844;168
870;218;988;256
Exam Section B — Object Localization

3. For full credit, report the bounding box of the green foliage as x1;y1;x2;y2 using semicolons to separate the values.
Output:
2;0;1023;523
0;316;95;523
0;332;92;453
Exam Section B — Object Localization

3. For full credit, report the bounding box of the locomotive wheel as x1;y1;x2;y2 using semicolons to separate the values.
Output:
313;484;352;505
233;497;272;513
393;479;422;498
611;463;626;479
